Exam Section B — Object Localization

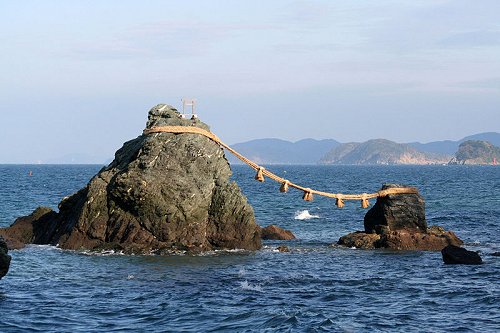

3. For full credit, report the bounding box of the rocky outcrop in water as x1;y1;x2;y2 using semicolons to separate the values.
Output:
0;104;261;254
338;184;462;251
0;236;11;279
441;245;483;265
260;225;296;240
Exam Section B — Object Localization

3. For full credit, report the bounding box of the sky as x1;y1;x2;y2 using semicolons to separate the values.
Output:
1;0;499;163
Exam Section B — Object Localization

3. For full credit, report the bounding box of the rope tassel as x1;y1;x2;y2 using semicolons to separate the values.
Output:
255;167;265;182
335;194;345;208
280;180;289;193
361;194;370;209
303;189;314;201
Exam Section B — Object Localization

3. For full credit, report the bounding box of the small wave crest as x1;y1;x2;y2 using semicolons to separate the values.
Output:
240;280;263;292
294;210;319;220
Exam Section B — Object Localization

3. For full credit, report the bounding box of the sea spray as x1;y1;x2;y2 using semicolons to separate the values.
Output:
294;210;320;220
240;280;263;292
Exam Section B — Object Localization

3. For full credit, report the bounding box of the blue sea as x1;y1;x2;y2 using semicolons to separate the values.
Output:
0;164;499;332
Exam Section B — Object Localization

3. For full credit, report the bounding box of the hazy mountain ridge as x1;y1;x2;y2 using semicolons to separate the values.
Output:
228;132;498;165
407;132;500;155
226;138;340;165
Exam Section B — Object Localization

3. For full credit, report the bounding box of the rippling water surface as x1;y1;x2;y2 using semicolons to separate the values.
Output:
0;164;499;332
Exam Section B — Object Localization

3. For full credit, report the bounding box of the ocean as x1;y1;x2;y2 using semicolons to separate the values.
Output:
0;164;499;332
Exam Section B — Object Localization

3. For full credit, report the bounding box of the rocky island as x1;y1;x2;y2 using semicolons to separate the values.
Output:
448;140;500;165
0;105;261;254
338;184;462;250
320;139;450;165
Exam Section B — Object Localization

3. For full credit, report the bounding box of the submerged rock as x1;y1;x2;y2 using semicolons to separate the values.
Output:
0;236;11;279
441;245;483;265
276;245;290;252
260;225;296;240
338;184;462;251
1;104;261;254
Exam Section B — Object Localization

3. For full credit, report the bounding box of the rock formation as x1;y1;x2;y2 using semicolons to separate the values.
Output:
0;104;261;254
0;236;11;280
338;184;462;251
441;245;483;265
260;225;296;240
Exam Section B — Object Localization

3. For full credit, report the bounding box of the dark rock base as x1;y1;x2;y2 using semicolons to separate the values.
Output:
338;226;463;251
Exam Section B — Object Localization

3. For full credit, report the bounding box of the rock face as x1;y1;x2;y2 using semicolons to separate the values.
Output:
441;245;483;265
0;236;11;280
338;184;463;251
364;184;427;234
260;225;296;240
0;104;261;254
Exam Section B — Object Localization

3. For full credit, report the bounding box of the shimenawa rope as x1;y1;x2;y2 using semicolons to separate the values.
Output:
143;125;419;208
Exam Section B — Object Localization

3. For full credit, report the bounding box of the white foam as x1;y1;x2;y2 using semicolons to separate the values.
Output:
240;280;263;292
294;210;319;220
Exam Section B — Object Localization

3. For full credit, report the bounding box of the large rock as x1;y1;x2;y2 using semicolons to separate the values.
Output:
338;184;462;251
442;245;483;265
0;104;261;254
0;236;11;280
364;184;427;233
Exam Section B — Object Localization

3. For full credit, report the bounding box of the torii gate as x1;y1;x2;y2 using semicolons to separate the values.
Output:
181;98;197;119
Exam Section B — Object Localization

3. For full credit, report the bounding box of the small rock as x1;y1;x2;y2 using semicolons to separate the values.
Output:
441;245;483;265
338;232;380;249
276;246;290;252
261;225;296;240
491;252;500;257
0;236;11;280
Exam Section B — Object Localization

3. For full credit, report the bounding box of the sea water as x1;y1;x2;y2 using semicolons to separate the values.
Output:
0;164;499;332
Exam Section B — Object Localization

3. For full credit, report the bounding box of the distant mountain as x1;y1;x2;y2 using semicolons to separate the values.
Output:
449;140;500;165
226;132;499;165
319;139;449;165
408;132;500;155
226;138;340;164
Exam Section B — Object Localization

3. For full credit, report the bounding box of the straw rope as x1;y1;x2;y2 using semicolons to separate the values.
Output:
143;125;419;207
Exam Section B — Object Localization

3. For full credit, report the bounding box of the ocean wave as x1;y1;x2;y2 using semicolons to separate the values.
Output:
240;280;263;292
294;210;320;220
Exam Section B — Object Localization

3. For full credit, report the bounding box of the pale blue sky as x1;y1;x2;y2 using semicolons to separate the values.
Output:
1;0;499;163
